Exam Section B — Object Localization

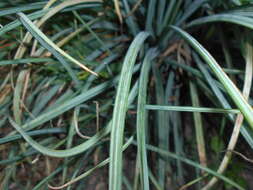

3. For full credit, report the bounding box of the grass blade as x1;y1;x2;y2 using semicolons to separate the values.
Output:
171;26;253;129
190;82;207;168
17;12;97;77
122;0;139;36
152;63;167;188
187;14;253;30
145;105;240;114
202;35;253;190
193;53;253;149
0;2;46;17
171;88;184;185
0;9;47;36
145;0;156;34
0;58;54;66
109;32;150;190
136;48;157;190
8;117;110;157
0;128;65;144
13;70;27;125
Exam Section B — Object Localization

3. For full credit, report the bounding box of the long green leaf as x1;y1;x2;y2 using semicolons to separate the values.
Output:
0;128;65;144
0;2;46;17
109;32;150;190
152;63;167;188
145;105;240;114
0;9;47;36
190;82;207;167
17;12;96;77
171;26;253;129
136;48;157;190
8;117;110;158
13;70;27;125
193;53;253;149
187;14;253;30
0;58;54;66
145;0;156;34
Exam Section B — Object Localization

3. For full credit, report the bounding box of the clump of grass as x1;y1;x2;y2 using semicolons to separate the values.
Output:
1;0;253;189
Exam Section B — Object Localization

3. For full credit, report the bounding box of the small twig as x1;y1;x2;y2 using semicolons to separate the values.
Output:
179;173;209;190
31;155;40;164
223;149;253;164
125;0;143;18
48;176;76;190
73;110;90;139
161;43;179;58
114;0;123;23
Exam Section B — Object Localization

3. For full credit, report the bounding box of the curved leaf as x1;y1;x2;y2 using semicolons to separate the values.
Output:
187;14;253;30
171;26;253;129
109;31;150;190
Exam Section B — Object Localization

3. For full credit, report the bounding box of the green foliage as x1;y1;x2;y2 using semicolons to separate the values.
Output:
211;136;225;154
224;162;247;189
